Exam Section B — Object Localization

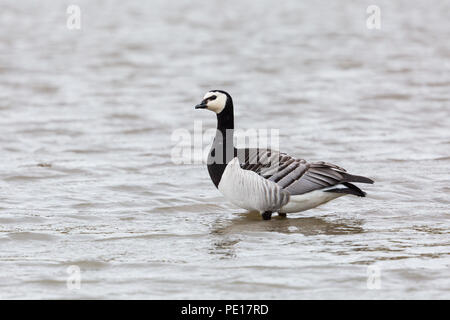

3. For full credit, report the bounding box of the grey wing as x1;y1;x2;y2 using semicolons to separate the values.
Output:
237;148;374;195
237;148;287;177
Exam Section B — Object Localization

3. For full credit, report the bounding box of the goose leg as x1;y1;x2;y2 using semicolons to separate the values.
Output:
262;211;272;220
278;212;287;218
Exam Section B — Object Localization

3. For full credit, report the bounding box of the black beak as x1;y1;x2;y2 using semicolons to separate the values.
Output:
195;99;208;109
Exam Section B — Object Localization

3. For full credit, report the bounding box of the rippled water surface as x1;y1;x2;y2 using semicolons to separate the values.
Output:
0;0;449;299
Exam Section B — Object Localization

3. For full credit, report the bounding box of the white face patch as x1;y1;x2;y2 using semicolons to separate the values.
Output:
203;91;227;114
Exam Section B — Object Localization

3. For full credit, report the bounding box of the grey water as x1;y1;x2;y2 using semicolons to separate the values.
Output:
0;0;449;299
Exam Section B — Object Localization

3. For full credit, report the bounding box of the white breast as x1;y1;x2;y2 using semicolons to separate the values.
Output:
218;157;290;213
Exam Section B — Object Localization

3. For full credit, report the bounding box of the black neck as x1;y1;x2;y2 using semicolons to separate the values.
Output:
207;99;236;188
216;105;234;137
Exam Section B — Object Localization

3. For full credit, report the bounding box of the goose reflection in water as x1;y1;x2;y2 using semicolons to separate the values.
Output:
208;212;364;258
213;211;364;236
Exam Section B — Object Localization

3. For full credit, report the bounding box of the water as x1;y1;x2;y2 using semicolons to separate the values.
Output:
0;0;449;299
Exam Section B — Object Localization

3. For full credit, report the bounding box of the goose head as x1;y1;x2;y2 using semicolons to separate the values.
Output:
194;90;232;114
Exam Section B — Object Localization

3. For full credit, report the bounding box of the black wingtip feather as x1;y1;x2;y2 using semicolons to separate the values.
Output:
342;173;374;184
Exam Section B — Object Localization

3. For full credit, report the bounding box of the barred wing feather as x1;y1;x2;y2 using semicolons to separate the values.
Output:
237;148;373;196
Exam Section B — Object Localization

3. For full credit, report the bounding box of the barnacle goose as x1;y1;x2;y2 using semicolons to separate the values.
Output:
195;90;374;220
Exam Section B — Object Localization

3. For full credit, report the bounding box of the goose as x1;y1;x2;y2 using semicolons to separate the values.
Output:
195;90;374;220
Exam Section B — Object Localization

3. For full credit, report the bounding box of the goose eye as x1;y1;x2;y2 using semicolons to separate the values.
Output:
208;95;217;101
